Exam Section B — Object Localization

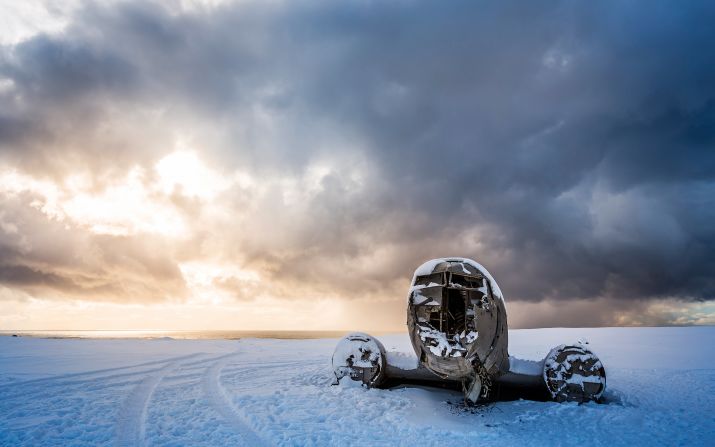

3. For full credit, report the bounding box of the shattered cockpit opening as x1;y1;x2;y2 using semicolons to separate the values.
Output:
423;272;484;341
445;287;467;337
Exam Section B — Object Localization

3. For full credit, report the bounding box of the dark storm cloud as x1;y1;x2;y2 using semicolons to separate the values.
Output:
1;0;714;310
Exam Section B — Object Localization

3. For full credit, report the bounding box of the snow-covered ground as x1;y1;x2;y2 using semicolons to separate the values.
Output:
0;327;713;446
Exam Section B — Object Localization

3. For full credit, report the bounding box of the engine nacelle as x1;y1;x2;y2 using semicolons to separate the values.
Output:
332;332;387;387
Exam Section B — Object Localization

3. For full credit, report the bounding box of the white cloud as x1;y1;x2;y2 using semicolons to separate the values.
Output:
0;0;79;45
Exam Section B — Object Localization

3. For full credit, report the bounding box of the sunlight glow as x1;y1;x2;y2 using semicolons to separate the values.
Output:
156;150;231;200
0;147;240;238
63;168;188;237
179;261;262;305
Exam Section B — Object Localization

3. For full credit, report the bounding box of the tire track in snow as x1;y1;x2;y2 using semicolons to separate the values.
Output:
114;360;179;447
0;353;202;390
202;354;267;446
0;354;203;402
0;366;171;402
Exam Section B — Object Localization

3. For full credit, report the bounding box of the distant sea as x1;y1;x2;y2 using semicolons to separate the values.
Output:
0;330;402;340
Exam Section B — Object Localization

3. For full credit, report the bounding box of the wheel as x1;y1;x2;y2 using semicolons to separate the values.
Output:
332;333;387;388
543;343;606;403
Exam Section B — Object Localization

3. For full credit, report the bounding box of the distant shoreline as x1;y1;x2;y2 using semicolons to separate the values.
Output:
0;330;406;340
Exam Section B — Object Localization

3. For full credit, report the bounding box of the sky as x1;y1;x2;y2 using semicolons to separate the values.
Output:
0;0;714;331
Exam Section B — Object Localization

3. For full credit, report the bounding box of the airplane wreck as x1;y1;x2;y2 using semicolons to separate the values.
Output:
332;258;606;404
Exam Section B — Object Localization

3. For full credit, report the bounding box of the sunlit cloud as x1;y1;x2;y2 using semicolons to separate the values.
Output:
156;148;232;200
0;163;186;237
64;168;188;237
179;261;262;305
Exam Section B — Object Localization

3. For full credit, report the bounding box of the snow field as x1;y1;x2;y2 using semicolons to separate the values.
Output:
0;327;714;446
